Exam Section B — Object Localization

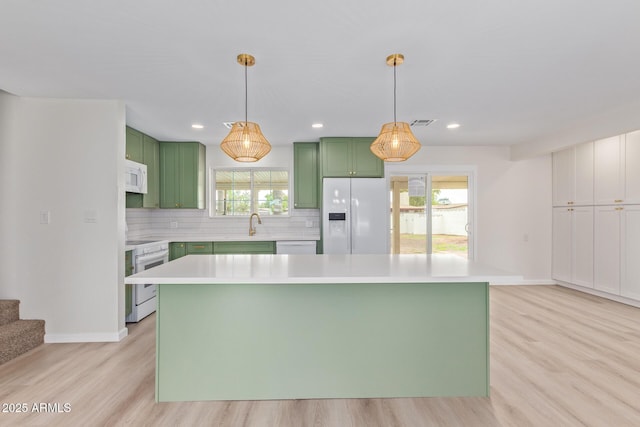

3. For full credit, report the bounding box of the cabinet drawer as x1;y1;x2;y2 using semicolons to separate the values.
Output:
186;242;213;254
213;241;275;254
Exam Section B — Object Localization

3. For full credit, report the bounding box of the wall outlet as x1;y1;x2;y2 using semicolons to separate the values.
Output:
170;221;178;229
305;220;314;228
40;211;51;224
84;209;98;223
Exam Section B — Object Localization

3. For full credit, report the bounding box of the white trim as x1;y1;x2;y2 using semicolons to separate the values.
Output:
385;164;478;260
556;281;640;308
209;167;291;218
490;279;556;286
45;328;128;343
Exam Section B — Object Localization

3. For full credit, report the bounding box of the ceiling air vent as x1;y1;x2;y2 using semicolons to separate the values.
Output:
223;122;235;129
410;119;436;127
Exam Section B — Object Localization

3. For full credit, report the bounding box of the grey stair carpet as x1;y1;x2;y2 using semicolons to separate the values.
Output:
0;299;19;326
0;300;45;365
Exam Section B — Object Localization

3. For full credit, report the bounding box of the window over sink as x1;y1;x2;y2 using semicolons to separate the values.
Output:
212;169;289;217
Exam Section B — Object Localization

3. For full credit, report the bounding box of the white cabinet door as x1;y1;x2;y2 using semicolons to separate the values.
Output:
552;148;575;207
552;207;594;287
624;131;640;205
621;205;640;300
594;206;621;294
574;142;594;206
594;136;625;205
552;207;572;283
573;207;594;288
552;142;593;206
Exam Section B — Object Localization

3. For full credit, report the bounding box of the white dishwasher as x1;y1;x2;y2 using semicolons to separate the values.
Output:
276;241;317;254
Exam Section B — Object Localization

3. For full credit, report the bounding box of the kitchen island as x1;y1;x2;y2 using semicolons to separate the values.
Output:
125;254;520;402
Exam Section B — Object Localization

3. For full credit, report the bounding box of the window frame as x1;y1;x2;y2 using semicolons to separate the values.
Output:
209;167;291;218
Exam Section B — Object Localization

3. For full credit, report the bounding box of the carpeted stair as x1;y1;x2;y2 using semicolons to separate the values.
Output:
0;300;45;365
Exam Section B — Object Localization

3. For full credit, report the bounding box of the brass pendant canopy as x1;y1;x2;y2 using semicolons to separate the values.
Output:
370;53;421;162
220;53;271;162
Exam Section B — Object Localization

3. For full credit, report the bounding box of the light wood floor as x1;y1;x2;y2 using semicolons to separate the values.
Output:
1;285;639;426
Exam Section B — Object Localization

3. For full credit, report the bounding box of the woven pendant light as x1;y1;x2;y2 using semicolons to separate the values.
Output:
220;54;271;162
370;54;421;162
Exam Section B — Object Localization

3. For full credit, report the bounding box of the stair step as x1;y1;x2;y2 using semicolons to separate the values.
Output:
0;300;20;327
0;319;45;365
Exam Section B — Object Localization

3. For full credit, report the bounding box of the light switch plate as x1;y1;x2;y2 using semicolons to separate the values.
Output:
40;211;51;224
84;209;98;223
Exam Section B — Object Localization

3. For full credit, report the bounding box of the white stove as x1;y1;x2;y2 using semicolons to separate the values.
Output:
126;240;169;322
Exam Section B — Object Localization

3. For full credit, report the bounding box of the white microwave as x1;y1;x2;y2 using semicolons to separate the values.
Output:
125;159;148;194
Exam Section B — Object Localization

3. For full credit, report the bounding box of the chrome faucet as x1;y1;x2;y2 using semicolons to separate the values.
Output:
249;212;262;236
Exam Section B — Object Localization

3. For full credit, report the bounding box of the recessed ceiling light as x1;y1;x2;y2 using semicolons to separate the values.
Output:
312;123;323;129
447;123;460;129
192;124;204;129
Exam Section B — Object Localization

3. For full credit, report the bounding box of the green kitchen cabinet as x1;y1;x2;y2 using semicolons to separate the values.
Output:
126;128;160;209
142;134;160;208
169;242;187;261
320;137;384;178
125;250;134;317
186;242;213;254
126;127;144;163
213;241;276;254
293;142;319;209
159;142;206;209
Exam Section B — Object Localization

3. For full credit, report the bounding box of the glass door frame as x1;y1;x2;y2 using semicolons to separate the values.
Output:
386;165;477;260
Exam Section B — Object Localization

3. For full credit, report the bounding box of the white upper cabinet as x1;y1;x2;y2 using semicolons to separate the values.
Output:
552;142;593;206
552;147;574;207
624;130;640;205
575;142;595;206
594;135;625;205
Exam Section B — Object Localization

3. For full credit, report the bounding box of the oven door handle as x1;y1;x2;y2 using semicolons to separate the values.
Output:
135;250;169;266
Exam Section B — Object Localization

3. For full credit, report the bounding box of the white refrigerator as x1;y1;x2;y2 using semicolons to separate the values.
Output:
322;178;388;254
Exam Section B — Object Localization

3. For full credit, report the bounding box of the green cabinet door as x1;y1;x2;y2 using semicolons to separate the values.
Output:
213;241;276;254
293;142;319;208
351;137;384;177
320;137;383;178
125;250;134;317
126;127;144;162
160;142;206;209
320;138;352;177
169;242;187;261
160;142;180;208
142;134;160;208
186;242;213;254
126;128;160;209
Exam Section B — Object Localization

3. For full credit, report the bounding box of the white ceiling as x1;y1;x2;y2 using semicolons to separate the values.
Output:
3;0;640;153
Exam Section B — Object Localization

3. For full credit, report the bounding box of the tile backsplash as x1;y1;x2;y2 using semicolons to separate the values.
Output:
126;208;320;240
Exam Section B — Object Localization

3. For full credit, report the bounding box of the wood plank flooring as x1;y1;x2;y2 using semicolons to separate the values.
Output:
0;285;639;426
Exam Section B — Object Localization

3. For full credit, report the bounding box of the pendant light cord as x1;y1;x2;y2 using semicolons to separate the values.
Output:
244;60;248;125
393;59;397;125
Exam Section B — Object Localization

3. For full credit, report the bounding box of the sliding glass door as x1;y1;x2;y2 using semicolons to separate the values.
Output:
389;173;472;259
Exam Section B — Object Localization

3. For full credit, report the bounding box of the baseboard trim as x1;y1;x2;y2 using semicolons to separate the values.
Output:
45;328;129;344
490;279;556;286
556;281;640;308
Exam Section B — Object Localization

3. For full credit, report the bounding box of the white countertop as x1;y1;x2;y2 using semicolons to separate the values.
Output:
133;234;318;244
125;253;522;285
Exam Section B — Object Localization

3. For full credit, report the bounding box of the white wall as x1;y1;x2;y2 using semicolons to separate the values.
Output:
0;92;127;342
389;146;552;282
